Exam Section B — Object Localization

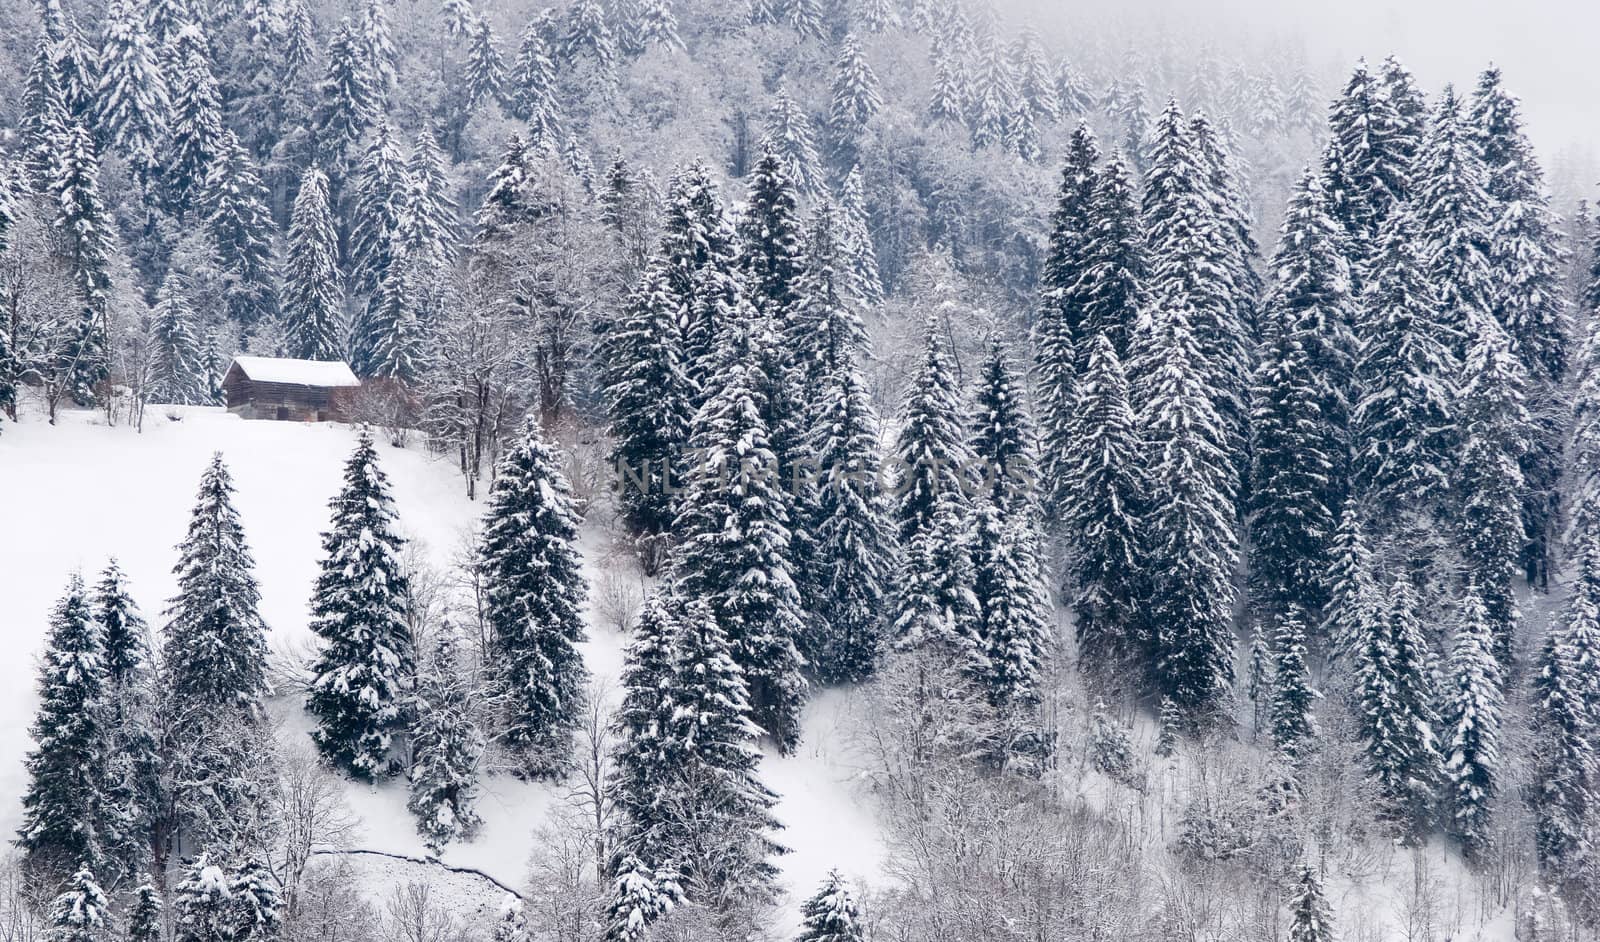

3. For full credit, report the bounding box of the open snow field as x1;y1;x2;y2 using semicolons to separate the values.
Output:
0;405;886;925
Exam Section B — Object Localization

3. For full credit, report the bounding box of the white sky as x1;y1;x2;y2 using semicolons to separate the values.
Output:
1005;0;1599;185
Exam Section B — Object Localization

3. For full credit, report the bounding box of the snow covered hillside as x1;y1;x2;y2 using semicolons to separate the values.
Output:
0;407;885;927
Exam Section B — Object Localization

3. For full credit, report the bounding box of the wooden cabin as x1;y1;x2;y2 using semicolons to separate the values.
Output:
222;356;361;422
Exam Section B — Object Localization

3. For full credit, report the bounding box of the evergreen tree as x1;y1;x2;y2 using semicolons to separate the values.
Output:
1248;284;1345;617
1248;168;1354;618
507;23;560;138
170;856;230;942
164;24;225;216
1321;59;1412;271
969;496;1048;718
892;321;974;547
1190;113;1262;337
1529;569;1598;874
657;161;738;392
348;119;408;300
1138;307;1238;724
53;120;113;405
808;359;893;684
1075;153;1145;360
408;631;484;852
1286;865;1334;942
204;131;277;327
1268;608;1317;759
1470;66;1569;588
361;0;398;96
465;17;507;115
307;433;414;779
795;870;863;942
602;856;680;942
311;18;378;166
563;0;617;72
611;593;680;841
827;33;881;148
126;880;162;942
737;148;807;320
1035;123;1100;508
835;166;882;307
93;560;149;713
1139;99;1249;474
1351;209;1456;526
163;455;270;713
1456;316;1531;663
1441;584;1504;857
47;864;109;942
281;169;345;361
1354;576;1440;837
1060;334;1144;679
672;326;808;752
17;576;110;883
649;598;785;906
479;421;589;777
96;0;170;177
604;263;695;561
1324;499;1377;666
1415;86;1495;359
1380;55;1428;169
969;341;1037;513
632;0;682;51
405;126;460;266
967;35;1016;151
224;860;280;942
762;91;822;197
21;35;70;194
147;273;211;407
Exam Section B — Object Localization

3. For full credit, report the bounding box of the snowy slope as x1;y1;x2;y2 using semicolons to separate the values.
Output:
0;405;885;925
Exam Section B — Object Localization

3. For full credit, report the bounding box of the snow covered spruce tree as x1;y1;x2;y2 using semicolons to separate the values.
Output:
408;631;484;853
164;24;224;217
96;0;169;180
836;167;882;308
737;146;807;321
347;119;407;301
478;420;589;779
1470;66;1569;588
1287;864;1334;942
1139;99;1251;486
602;855;680;942
604;263;695;571
1059;334;1144;683
1528;546;1600;876
1415;85;1496;365
310;18;378;167
126;879;161;942
795;870;863;942
631;598;785;911
1136;306;1238;729
761;90;822;198
808;359;893;684
1324;499;1379;668
306;432;415;780
94;559;150;720
147;273;211;407
892;320;973;547
827;33;881;153
1034;122;1099;481
163;454;271;714
1455;316;1531;664
1351;209;1456;536
47;863;109;942
53;120;113;408
281;169;345;361
1247;169;1354;620
1441;584;1504;858
671;323;808;752
969;340;1038;514
1268;607;1318;760
1321;59;1413;278
17;576;114;885
205;132;278;327
1353;576;1441;839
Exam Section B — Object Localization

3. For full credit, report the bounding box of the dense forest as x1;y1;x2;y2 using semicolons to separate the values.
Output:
2;0;1599;939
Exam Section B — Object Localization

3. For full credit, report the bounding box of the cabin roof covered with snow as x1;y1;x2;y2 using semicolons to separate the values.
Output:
226;356;361;388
